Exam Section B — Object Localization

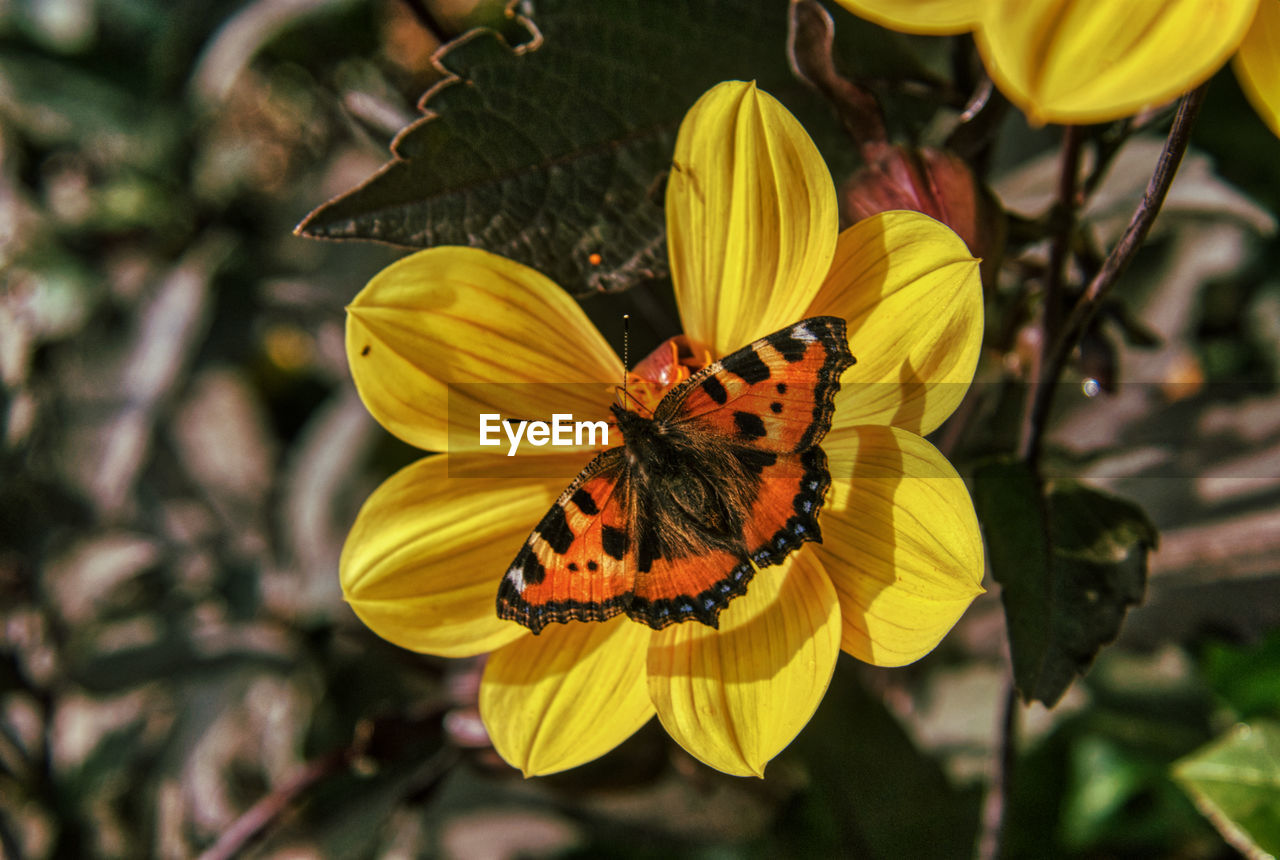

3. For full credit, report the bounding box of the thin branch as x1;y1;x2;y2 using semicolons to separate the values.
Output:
1017;125;1084;461
1043;126;1084;345
975;676;1018;860
1020;84;1207;465
1079;118;1134;201
196;714;458;860
1056;86;1206;351
948;74;1010;171
787;0;887;149
198;749;352;860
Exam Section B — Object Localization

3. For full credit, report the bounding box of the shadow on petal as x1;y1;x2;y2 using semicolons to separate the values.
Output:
481;617;654;777
646;556;839;683
812;213;982;436
825;381;908;657
646;553;840;776
819;391;985;665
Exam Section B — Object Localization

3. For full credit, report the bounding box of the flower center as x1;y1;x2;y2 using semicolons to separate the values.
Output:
623;333;716;414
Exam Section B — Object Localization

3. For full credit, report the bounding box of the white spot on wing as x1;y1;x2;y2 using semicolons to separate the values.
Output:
792;324;817;343
506;566;526;593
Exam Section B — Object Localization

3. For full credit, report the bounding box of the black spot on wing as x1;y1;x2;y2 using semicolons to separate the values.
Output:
701;375;728;404
732;447;778;475
602;525;629;560
570;488;599;516
766;329;808;362
776;382;787;394
515;545;546;585
587;560;598;571
722;347;770;384
496;576;519;603
734;410;767;439
535;505;574;554
636;531;661;573
770;401;783;413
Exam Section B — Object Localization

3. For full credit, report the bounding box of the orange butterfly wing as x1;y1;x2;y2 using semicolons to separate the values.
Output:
496;450;634;634
625;317;853;626
659;316;852;453
497;317;854;633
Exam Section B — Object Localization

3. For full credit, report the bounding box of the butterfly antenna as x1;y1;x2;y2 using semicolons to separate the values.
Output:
621;314;630;407
614;314;652;415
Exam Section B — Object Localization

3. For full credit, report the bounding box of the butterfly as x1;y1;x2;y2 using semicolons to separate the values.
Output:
497;316;856;634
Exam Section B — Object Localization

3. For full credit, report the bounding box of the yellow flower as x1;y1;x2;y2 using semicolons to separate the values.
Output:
341;81;985;777
835;0;1280;135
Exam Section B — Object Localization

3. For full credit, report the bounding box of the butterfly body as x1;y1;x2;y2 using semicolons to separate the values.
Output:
611;403;756;564
497;317;855;634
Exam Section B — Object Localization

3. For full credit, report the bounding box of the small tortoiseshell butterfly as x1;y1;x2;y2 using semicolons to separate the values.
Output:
497;316;855;634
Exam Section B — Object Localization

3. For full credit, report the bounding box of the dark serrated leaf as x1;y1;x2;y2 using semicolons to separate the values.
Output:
297;0;855;295
973;457;1052;698
974;460;1156;705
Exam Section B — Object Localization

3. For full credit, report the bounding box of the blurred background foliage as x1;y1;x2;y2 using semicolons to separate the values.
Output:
2;0;1279;857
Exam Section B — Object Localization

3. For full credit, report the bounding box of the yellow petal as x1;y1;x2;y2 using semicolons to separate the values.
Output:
341;451;590;658
347;246;622;452
832;0;979;35
807;211;982;436
818;424;985;666
976;0;1259;125
1235;0;1280;138
646;552;840;777
480;616;655;776
667;81;838;357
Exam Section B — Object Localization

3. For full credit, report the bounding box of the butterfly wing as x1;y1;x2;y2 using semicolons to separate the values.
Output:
657;315;854;454
499;317;855;634
624;548;754;629
496;449;635;634
668;317;853;566
623;317;854;628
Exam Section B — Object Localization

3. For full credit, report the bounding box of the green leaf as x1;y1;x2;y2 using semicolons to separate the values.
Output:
974;459;1156;705
296;0;853;296
1201;629;1280;720
1003;648;1219;856
1174;720;1280;858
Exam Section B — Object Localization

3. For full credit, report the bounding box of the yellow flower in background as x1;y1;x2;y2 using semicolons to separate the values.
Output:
1235;1;1280;137
340;81;985;777
835;0;1280;136
832;0;978;34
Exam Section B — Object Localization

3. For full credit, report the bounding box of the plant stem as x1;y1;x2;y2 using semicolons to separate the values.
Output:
197;749;352;860
1020;84;1207;465
975;677;1018;860
1043;126;1083;346
1017;125;1083;461
787;0;887;149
